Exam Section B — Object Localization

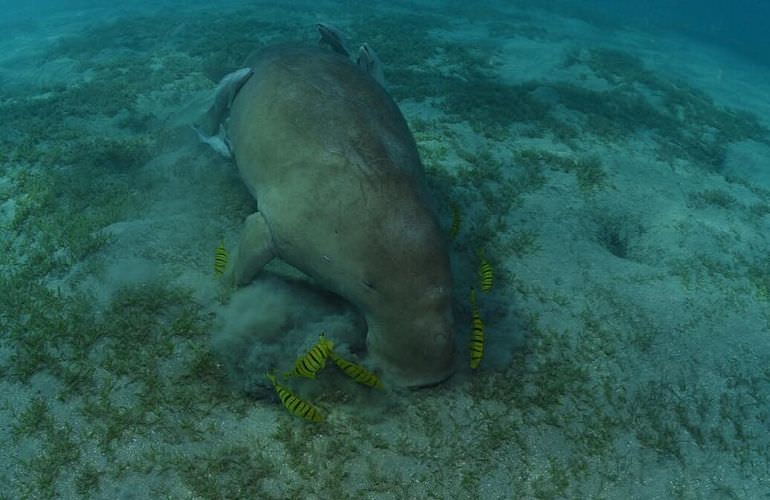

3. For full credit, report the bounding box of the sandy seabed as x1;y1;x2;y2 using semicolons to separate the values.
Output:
2;0;770;498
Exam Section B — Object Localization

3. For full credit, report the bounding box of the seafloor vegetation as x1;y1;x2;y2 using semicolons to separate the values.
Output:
2;1;770;498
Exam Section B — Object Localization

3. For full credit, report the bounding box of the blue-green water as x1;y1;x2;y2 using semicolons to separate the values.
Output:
564;0;770;65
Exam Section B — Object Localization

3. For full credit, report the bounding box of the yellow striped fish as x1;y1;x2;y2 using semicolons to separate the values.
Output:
478;252;494;292
330;351;384;389
214;241;228;275
469;288;485;369
285;334;335;379
449;202;461;239
266;373;325;422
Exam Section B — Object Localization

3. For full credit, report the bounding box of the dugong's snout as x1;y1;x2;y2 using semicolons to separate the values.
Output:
367;290;456;388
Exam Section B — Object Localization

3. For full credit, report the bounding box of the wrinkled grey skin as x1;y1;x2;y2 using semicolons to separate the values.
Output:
203;43;455;387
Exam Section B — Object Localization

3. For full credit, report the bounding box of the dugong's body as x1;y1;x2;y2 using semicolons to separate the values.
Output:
224;45;455;387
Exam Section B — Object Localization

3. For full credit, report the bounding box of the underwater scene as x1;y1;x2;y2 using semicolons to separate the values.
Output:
2;0;770;498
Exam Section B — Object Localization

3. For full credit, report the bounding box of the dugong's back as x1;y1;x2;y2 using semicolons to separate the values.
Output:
228;46;439;286
230;45;424;181
227;45;455;387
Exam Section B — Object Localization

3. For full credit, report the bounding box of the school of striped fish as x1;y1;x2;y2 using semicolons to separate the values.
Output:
478;252;494;293
266;372;326;422
448;205;495;369
214;241;228;275
469;288;485;369
284;334;335;379
271;334;384;422
470;250;494;368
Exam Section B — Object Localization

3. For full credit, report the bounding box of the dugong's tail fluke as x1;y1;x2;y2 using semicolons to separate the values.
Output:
193;124;233;159
194;67;254;158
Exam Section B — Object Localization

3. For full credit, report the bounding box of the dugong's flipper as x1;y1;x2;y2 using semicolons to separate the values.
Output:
356;43;386;87
317;23;351;57
194;67;253;158
231;212;276;286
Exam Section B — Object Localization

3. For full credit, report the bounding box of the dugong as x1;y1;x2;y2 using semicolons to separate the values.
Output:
204;42;455;387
